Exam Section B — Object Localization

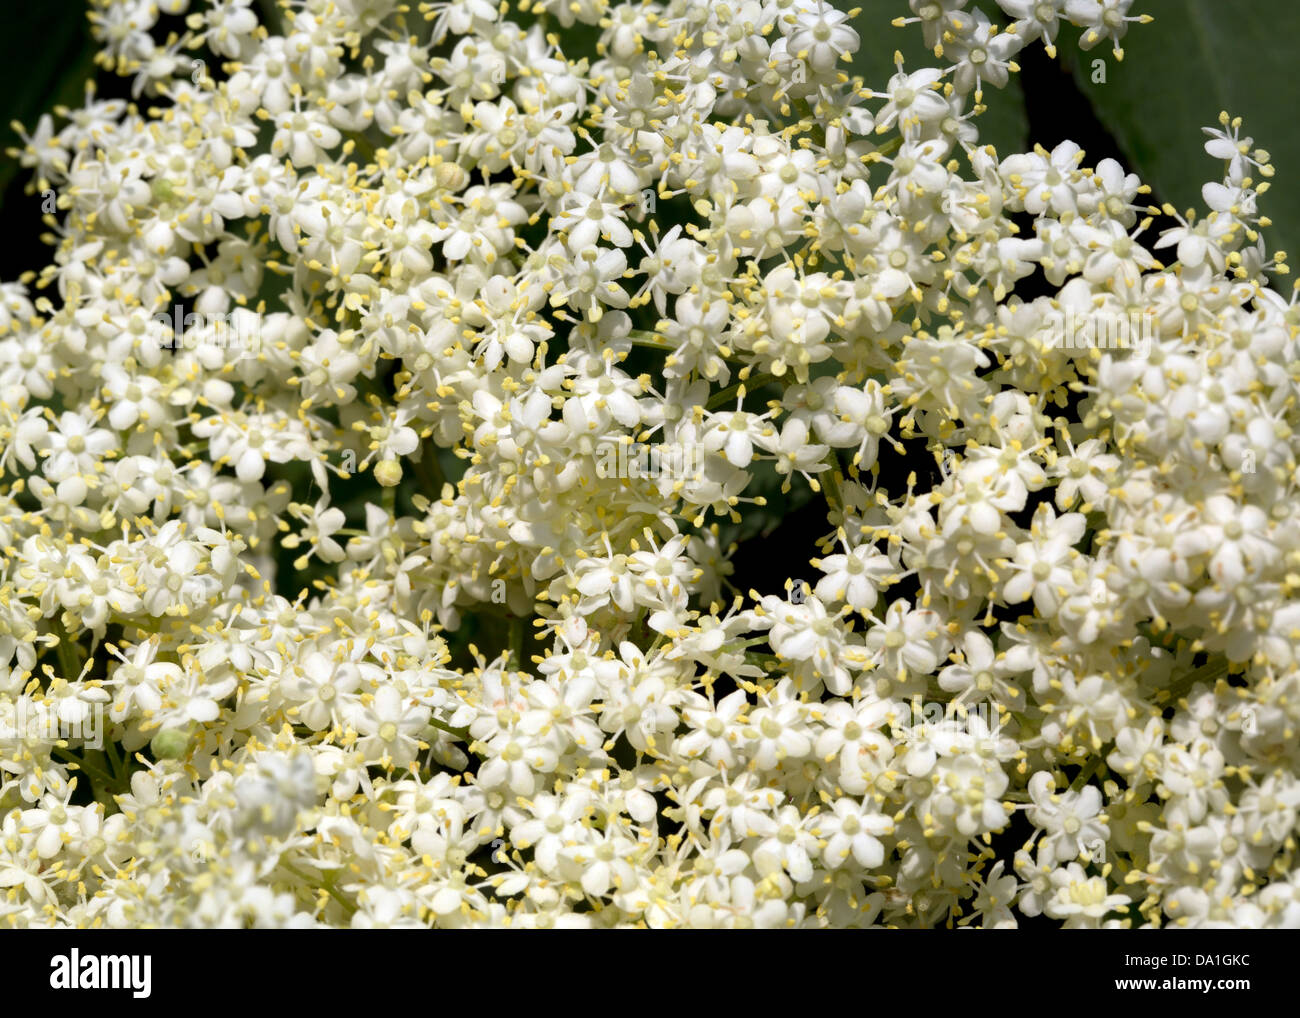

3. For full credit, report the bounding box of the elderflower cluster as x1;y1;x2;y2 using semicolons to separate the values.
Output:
0;0;1297;929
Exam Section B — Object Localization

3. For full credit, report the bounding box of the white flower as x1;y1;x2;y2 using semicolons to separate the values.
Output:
285;652;363;731
349;687;431;769
1041;862;1130;926
23;0;1300;933
782;1;859;74
813;537;897;614
1001;505;1086;616
812;797;894;869
233;750;316;838
1026;771;1109;864
21;788;86;859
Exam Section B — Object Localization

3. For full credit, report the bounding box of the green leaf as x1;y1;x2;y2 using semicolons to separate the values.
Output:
0;0;95;213
719;455;819;549
1065;0;1300;263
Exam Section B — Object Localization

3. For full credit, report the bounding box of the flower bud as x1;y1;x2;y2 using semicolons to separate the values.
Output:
374;459;403;487
151;729;190;760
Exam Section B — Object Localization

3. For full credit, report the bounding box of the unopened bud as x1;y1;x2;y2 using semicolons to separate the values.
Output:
374;459;403;487
435;161;466;191
151;729;190;760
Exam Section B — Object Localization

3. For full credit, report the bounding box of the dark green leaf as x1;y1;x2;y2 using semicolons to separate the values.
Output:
1065;0;1300;262
0;0;95;213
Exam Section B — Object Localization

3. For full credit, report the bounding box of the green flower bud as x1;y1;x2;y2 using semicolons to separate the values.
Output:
151;729;190;760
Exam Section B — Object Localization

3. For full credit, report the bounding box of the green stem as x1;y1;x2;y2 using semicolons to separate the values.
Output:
706;372;778;410
820;454;847;515
51;748;118;795
1164;656;1231;704
509;614;526;672
628;329;675;353
55;626;84;681
1068;755;1103;793
282;862;357;917
876;136;904;158
104;733;129;785
429;716;470;741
